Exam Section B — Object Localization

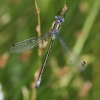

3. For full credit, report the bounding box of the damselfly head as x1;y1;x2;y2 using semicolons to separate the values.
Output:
57;19;60;23
54;15;64;23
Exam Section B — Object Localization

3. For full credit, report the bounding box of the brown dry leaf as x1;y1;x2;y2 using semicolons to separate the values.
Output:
78;81;92;98
0;53;9;68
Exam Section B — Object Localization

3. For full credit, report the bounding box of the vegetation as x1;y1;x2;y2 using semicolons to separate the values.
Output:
0;0;100;100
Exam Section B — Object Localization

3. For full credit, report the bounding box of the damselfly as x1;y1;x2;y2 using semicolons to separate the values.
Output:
10;5;86;89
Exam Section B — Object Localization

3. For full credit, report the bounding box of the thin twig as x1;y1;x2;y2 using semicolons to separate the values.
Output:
31;0;42;100
35;0;41;36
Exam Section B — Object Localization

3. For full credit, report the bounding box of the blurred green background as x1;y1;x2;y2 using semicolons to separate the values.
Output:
0;0;100;100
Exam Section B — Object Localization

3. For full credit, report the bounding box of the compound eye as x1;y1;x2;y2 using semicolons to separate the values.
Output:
54;16;58;19
61;18;64;22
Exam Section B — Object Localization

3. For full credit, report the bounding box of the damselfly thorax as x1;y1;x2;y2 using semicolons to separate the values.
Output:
50;16;64;40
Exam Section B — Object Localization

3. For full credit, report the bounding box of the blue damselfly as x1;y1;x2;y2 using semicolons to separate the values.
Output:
10;5;86;89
